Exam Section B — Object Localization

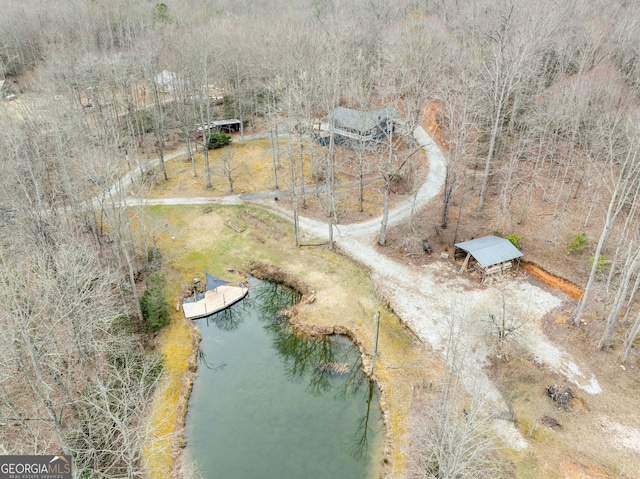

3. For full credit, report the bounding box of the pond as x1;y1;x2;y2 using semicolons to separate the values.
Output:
184;277;384;479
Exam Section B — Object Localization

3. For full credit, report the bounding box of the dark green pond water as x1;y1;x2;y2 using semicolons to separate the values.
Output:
185;278;383;479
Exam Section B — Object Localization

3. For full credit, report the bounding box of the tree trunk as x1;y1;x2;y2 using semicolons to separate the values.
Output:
575;152;640;325
270;121;279;189
622;311;640;363
288;140;300;247
327;117;336;251
574;216;613;325
203;136;212;188
199;57;212;189
156;145;168;181
453;174;468;245
598;248;640;349
477;83;506;214
379;128;394;246
150;81;168;181
298;134;306;208
359;155;365;213
379;177;390;246
187;134;196;178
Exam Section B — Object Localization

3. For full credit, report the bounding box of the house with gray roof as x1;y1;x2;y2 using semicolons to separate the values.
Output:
319;106;400;143
153;70;183;92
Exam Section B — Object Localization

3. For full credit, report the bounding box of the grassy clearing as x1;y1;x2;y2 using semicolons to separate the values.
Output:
148;138;318;198
143;136;415;225
141;202;437;477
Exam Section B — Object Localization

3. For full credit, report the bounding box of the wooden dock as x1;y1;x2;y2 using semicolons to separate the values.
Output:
182;284;249;320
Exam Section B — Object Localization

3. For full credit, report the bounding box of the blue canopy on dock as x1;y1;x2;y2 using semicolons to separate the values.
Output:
206;273;229;291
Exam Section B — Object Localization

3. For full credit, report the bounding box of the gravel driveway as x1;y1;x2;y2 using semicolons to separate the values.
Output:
135;125;601;449
253;125;601;449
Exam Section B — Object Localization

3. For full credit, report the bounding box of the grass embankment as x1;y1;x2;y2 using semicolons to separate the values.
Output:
143;310;197;477
141;203;436;477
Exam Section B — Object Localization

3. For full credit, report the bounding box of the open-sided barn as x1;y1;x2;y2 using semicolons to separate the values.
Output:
454;235;523;282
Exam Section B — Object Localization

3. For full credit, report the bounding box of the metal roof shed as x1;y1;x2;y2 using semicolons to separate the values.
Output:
196;119;242;136
454;235;523;281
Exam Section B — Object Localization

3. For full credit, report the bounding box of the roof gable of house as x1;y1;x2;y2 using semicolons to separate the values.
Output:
332;107;375;132
328;106;400;134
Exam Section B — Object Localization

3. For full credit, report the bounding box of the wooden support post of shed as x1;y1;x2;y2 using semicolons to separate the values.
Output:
459;253;471;273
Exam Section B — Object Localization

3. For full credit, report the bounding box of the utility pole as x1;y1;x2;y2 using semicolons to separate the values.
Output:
370;310;380;376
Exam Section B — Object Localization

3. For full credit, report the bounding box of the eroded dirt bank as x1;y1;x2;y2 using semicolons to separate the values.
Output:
521;262;583;300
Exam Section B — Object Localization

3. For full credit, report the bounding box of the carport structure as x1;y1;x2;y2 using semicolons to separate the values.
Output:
454;235;523;282
196;119;242;137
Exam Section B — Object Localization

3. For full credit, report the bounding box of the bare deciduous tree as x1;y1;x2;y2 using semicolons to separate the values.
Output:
213;149;245;193
408;317;504;479
67;350;165;478
574;118;640;326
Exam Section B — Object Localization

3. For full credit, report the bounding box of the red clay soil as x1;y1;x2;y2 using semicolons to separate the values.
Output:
422;103;445;147
521;262;583;300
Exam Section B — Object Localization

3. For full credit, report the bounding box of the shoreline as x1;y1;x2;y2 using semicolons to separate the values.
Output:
143;308;201;478
247;261;396;476
286;312;395;476
172;317;201;470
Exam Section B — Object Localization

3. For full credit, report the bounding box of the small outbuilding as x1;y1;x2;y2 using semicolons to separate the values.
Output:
454;235;523;282
196;119;242;137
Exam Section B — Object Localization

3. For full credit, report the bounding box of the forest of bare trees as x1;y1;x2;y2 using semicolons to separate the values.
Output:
2;0;640;476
